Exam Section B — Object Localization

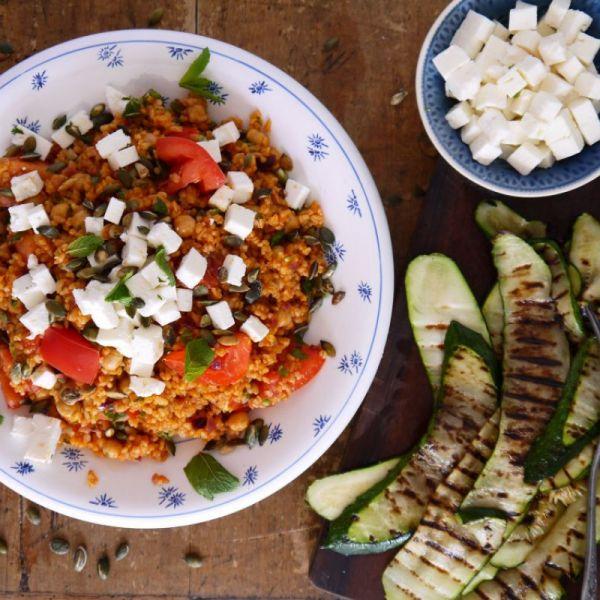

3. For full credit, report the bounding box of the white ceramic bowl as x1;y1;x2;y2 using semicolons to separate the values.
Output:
0;30;393;527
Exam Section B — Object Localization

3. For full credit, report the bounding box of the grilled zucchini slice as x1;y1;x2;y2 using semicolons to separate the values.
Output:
569;212;600;302
475;200;546;239
482;283;503;357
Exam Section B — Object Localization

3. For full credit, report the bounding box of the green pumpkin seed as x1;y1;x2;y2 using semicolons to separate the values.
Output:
223;234;243;248
193;284;208;298
23;136;37;153
65;123;82;139
332;291;345;305
200;314;212;328
303;235;320;246
199;330;216;347
93;202;107;218
82;322;98;341
219;335;239;347
233;311;247;322
20;152;41;161
90;103;106;118
322;263;336;279
37;225;59;239
308;261;319;280
115;542;129;561
199;299;218;306
76;267;97;280
319;227;335;245
117;169;133;188
184;552;203;568
46;299;66;319
291;347;308;360
50;537;70;555
320;340;336;357
97;555;110;580
245;281;262;304
29;399;51;415
228;283;250;293
92;112;114;129
246;268;259;284
309;297;323;314
0;188;14;198
25;504;41;525
47;161;67;174
258;423;270;446
0;538;7;555
244;419;263;448
276;168;288;184
320;278;335;295
73;545;87;572
270;231;286;246
9;363;22;383
163;326;176;346
212;329;231;336
52;115;67;130
65;258;86;272
60;387;82;405
254;187;271;199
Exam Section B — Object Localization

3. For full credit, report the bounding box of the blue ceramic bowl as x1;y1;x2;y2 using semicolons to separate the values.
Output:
416;0;600;197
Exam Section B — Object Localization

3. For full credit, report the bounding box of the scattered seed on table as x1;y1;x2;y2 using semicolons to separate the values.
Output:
184;552;203;568
0;538;7;555
73;546;87;572
97;554;109;580
25;505;41;525
115;542;129;561
148;7;164;27
50;537;69;555
390;89;408;106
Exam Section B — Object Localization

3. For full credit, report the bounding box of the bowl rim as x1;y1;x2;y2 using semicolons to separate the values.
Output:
0;29;395;528
415;0;600;198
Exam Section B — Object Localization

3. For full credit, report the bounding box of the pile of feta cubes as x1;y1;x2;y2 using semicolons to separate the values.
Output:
433;0;600;175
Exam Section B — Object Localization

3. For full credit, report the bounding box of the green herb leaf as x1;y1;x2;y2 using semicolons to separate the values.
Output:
159;432;176;456
105;271;134;306
184;452;239;500
123;97;142;118
178;48;222;103
153;198;168;216
184;338;215;382
67;234;104;258
0;414;4;426
154;246;176;286
11;126;23;135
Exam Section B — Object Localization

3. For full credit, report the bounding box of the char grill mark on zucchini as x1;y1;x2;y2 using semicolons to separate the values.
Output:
569;212;600;302
382;413;502;600
482;283;503;358
540;444;595;493
325;322;498;556
475;200;547;240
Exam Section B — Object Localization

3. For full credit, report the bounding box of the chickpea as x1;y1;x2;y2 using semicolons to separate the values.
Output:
174;214;196;238
246;128;266;146
227;411;250;433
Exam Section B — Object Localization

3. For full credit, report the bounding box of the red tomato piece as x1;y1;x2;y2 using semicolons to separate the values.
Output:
166;126;199;140
0;344;24;408
162;348;185;376
40;326;100;385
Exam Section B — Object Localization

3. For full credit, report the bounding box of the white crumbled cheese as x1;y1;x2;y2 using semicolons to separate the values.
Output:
95;129;131;158
96;320;134;357
516;55;549;87
140;260;169;288
452;10;495;58
108;145;139;170
121;235;148;268
223;204;256;240
474;83;508;111
497;68;528;98
11;170;44;202
23;414;62;463
511;89;535;115
136;290;167;318
12;130;53;161
70;110;94;134
501;44;529;67
30;264;56;295
521;112;547;141
504;120;527;145
529;91;563;121
8;202;35;232
285;178;311;210
446;62;482;101
574;71;600;99
27;254;38;269
12;273;45;310
212;121;240;147
543;107;577;143
208;185;234;212
559;10;593;44
157;284;177;301
476;36;511;72
544;0;570;29
131;325;164;363
512;30;541;53
241;315;269;343
226;171;254;204
206;300;234;330
478;109;510;145
556;55;585;83
153;300;181;326
129;358;154;377
538;32;568;65
27;204;50;233
469;134;503;165
538;18;555;37
129;376;165;398
197;139;222;162
509;2;537;32
493;20;510;41
175;247;208;289
72;281;119;330
222;254;246;287
570;32;600;65
146;222;182;254
11;416;34;437
538;143;556;168
461;118;483;144
176;288;193;312
31;366;57;390
507;142;545;175
540;72;574;99
127;212;152;239
126;271;154;298
85;216;104;235
19;301;50;338
445;101;473;129
433;44;471;80
51;124;75;149
104;197;126;224
547;111;585;159
569;96;600;144
105;85;129;115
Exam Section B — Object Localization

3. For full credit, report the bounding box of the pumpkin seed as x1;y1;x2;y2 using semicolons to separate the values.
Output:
90;103;106;118
115;430;128;441
76;267;97;280
115;541;129;561
276;168;288;184
38;225;59;239
309;297;323;313
0;188;14;198
152;198;168;216
170;99;184;115
9;363;22;383
199;299;218;306
246;268;259;284
320;340;336;357
244;419;263;448
258;423;270;446
65;123;82;139
117;169;133;188
73;545;87;572
0;538;7;555
163;326;176;346
319;227;335;245
323;37;339;52
322;263;336;279
233;311;248;322
92;112;114;129
25;504;41;525
200;314;212;328
97;555;110;580
47;161;67;174
332;291;346;305
184;552;203;568
212;329;231;336
21;152;41;161
61;388;82;405
270;231;286;246
303;234;320;246
46;299;66;319
228;283;250;293
193;284;208;298
320;278;335;295
50;537;70;555
105;390;126;400
52;114;67;130
254;187;271;199
82;322;98;341
29;399;51;415
245;281;262;304
4;145;19;158
22;136;36;153
134;162;150;179
217;266;228;282
308;261;319;280
65;257;86;271
93;202;108;217
94;248;109;263
223;234;243;248
219;335;239;347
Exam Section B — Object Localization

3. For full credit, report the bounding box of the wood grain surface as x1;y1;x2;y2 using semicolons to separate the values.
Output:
0;1;448;598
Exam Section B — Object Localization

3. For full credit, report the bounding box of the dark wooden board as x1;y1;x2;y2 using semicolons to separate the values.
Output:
309;159;600;600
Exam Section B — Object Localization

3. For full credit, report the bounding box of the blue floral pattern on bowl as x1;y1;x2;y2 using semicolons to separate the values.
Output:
418;0;600;195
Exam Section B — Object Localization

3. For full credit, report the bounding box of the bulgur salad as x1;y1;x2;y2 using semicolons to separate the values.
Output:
0;50;341;497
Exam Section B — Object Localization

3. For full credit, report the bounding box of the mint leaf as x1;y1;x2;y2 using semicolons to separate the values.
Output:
184;452;239;500
154;246;176;286
67;234;103;258
185;338;214;382
105;271;134;305
178;48;222;103
123;97;142;118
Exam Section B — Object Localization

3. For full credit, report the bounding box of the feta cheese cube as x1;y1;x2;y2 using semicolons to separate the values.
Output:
197;139;222;163
538;18;556;37
478;109;510;145
538;143;556;167
208;185;234;212
446;62;482;101
27;204;50;233
146;222;182;254
127;212;152;239
473;83;508;111
121;235;148;268
517;55;549;87
570;32;600;65
107;145;139;170
569;96;600;144
19;301;50;338
175;247;208;289
222;254;246;287
461;118;483;144
96;320;134;357
453;10;495;44
504;120;528;145
476;36;511;72
12;131;52;161
95;129;130;158
8;203;34;232
497;68;528;98
511;89;535;115
509;2;537;31
129;358;154;377
105;85;129;115
574;71;600;99
136;290;167;318
501;44;530;67
212;121;240;147
547;112;584;158
51;124;75;149
140;260;169;288
521;112;547;141
493;21;510;41
11;170;43;202
529;91;563;121
241;315;269;343
30;264;56;295
131;325;163;363
206;300;234;330
126;271;154;299
223;204;256;240
433;45;471;80
24;415;62;463
153;300;181;326
542;108;577;143
540;72;574;99
31;366;57;390
544;0;570;29
446;101;473;129
104;197;126;224
73;281;119;330
12;273;45;309
285;178;311;210
176;288;193;312
538;32;568;65
85;216;104;235
70;109;94;134
589;61;598;74
512;30;542;53
11;416;34;437
507;144;544;176
129;376;165;398
469;134;502;165
226;171;254;204
27;254;38;269
555;54;585;83
559;10;593;44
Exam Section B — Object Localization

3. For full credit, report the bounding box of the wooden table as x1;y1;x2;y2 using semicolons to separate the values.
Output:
0;1;447;598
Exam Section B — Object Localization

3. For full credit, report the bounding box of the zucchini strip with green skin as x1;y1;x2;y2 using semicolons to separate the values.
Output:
382;412;502;600
405;254;490;390
482;283;503;358
324;322;498;555
569;212;600;302
540;444;596;494
459;233;569;524
525;339;600;484
475;200;546;240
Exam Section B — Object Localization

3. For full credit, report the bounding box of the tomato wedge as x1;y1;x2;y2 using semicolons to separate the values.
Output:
40;326;100;385
163;333;252;386
0;344;24;408
259;345;325;401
